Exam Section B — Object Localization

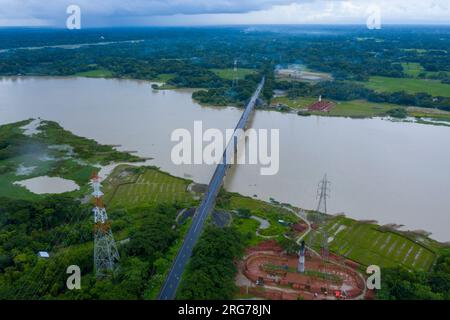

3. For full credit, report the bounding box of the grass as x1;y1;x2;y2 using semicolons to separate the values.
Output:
407;106;450;122
210;68;257;80
36;120;140;165
358;76;450;97
229;195;299;240
401;63;447;79
307;216;438;271
0;119;138;200
74;68;113;78
274;95;450;125
231;216;261;246
318;100;398;118
272;96;318;109
402;63;425;78
273;96;399;118
401;48;428;54
103;165;194;208
151;73;176;83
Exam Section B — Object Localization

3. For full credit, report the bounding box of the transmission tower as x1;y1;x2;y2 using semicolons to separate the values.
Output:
316;174;330;262
316;174;330;214
91;173;120;277
232;59;238;88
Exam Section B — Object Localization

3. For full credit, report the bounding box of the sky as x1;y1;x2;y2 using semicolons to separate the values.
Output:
0;0;449;27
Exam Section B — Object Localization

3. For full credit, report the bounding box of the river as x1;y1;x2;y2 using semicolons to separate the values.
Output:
0;76;449;241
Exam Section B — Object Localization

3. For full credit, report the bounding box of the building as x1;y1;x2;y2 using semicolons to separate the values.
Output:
307;96;336;112
37;251;50;259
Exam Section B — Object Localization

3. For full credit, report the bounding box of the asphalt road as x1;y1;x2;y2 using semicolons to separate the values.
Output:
158;78;265;300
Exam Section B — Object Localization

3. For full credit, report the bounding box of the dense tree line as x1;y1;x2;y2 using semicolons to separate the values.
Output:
378;250;450;300
1;27;449;110
177;226;245;299
1;27;449;85
192;66;275;107
0;197;184;299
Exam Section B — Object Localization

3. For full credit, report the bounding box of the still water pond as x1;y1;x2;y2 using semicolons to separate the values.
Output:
14;176;80;194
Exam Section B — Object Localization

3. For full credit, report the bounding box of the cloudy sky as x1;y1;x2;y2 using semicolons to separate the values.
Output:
0;0;449;27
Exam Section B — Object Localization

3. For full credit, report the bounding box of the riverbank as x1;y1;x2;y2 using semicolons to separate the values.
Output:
271;96;450;125
1;117;448;302
1;76;449;242
0;119;141;199
19;71;450;127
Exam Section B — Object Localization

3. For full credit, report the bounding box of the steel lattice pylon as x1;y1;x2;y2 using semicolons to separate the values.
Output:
316;174;330;262
91;173;119;277
232;59;238;88
316;174;329;214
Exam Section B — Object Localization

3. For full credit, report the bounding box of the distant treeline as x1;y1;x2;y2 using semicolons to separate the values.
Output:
0;26;449;109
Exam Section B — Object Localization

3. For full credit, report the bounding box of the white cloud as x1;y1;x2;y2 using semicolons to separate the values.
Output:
0;0;449;26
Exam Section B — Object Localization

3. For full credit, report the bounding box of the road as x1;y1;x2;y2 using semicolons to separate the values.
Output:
158;78;265;300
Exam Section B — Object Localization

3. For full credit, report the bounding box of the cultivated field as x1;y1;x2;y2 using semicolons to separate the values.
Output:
273;97;399;117
272;96;318;109
360;76;450;97
104;165;193;208
74;68;113;78
324;100;398;117
308;216;437;271
401;62;448;79
210;68;256;80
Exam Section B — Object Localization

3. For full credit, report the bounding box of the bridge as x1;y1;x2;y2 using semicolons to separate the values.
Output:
158;77;265;300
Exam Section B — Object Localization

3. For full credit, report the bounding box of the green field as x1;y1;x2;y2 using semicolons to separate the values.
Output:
229;195;299;240
103;166;302;246
273;96;399;118
402;62;425;77
320;100;398;117
0;120;110;200
210;68;257;80
0;119;139;200
401;48;428;54
104;165;194;208
360;76;450;97
152;73;175;82
307;216;438;271
401;62;447;79
272;96;318;109
407;106;450;123
74;68;114;78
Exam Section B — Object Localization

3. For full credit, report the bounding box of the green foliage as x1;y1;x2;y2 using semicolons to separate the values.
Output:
177;226;245;299
0;192;184;299
386;108;408;119
236;208;251;218
278;237;300;255
124;203;178;264
377;251;450;300
36;121;140;165
0;196;92;299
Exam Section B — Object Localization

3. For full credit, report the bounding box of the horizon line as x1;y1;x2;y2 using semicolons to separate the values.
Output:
1;23;450;29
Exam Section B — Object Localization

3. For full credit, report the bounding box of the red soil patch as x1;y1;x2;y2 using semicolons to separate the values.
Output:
292;222;308;233
308;100;336;112
239;248;365;300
